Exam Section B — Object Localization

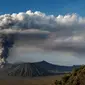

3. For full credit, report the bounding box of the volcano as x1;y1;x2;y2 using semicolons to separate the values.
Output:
7;62;52;77
7;61;80;77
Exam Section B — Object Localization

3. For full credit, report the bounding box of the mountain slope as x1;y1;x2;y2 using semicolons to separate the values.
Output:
3;61;80;77
55;65;85;85
34;61;80;72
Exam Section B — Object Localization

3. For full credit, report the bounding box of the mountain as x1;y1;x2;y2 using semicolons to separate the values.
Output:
7;62;55;77
34;60;80;73
5;61;80;77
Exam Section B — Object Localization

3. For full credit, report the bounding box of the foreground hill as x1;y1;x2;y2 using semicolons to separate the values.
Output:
55;65;85;85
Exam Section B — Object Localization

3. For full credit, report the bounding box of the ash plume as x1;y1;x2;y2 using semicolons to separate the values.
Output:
0;34;14;68
0;10;85;65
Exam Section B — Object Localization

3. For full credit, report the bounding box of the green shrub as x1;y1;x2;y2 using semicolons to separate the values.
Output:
55;80;62;85
62;74;70;83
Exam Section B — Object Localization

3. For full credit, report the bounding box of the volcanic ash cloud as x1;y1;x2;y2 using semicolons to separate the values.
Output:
0;34;14;68
0;10;85;66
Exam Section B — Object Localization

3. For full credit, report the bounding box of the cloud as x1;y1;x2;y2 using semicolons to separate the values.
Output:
1;10;85;64
43;34;85;52
0;10;85;52
0;10;85;39
0;10;85;31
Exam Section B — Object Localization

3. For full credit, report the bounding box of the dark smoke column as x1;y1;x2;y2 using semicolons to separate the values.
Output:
0;34;14;68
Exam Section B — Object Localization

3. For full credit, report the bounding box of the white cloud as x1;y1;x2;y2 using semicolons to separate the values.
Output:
0;10;85;31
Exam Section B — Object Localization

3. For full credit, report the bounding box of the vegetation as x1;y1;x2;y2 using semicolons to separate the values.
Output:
54;65;85;85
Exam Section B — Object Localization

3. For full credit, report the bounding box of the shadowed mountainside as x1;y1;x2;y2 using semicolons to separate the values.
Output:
33;60;80;73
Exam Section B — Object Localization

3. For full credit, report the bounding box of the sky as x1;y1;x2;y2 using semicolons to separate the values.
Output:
1;0;85;66
0;0;85;16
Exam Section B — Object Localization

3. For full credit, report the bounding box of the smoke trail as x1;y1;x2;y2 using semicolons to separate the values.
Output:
0;34;14;68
